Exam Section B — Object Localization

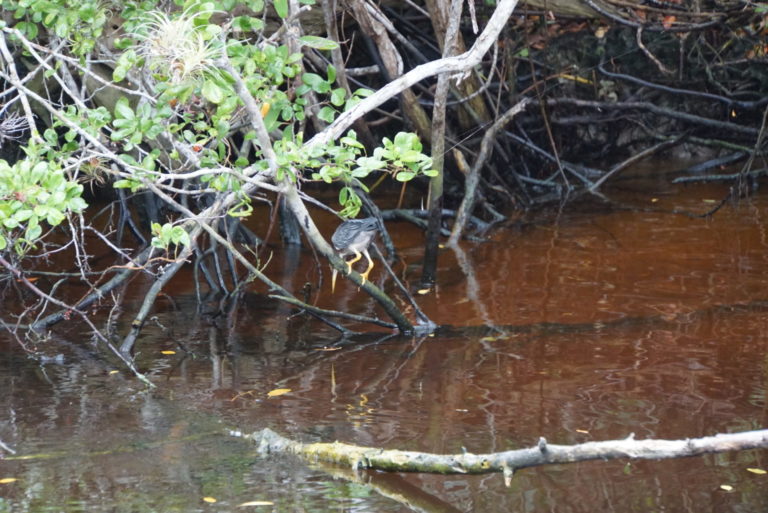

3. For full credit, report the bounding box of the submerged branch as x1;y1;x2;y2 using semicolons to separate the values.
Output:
244;428;768;477
269;294;398;329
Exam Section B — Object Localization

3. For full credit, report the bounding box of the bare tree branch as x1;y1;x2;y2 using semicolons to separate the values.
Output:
244;428;768;480
306;0;520;149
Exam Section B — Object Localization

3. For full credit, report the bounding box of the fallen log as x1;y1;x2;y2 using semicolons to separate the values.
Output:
240;428;768;481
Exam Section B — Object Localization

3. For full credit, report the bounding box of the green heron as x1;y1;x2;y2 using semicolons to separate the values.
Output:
331;217;380;292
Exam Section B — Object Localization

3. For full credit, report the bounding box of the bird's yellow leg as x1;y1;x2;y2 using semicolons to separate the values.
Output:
332;251;362;293
359;250;375;285
345;251;362;274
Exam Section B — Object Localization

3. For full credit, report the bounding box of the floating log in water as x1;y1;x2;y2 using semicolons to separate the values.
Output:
239;428;768;482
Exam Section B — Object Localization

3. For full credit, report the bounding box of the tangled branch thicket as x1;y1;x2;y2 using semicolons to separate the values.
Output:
0;0;766;376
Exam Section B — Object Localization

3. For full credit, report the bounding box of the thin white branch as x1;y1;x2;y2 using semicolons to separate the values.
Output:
306;0;519;149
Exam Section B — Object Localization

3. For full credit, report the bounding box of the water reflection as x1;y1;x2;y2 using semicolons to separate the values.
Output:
1;182;768;512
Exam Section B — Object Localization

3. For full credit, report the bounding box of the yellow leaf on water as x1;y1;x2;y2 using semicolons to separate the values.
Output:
594;25;608;38
720;484;733;491
267;388;291;397
202;496;217;503
160;350;176;355
747;468;767;475
575;429;590;434
0;478;18;484
108;370;119;375
416;288;430;295
238;500;274;507
702;199;718;204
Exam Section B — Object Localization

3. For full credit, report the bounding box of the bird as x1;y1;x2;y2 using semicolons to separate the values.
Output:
330;217;380;292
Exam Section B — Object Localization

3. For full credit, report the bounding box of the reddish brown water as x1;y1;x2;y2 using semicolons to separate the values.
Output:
1;179;767;512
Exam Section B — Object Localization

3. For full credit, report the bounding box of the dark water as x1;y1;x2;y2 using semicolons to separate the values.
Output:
1;178;768;512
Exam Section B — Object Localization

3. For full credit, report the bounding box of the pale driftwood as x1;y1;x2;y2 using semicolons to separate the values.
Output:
244;428;768;478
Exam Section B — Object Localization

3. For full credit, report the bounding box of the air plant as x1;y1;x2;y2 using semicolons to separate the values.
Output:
0;107;29;149
137;5;221;84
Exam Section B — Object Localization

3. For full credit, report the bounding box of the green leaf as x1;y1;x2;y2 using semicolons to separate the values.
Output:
232;15;264;32
13;209;34;222
302;73;329;93
338;187;348;205
201;79;225;104
395;171;416;182
354;88;374;97
68;197;88;211
341;135;364;149
46;209;65;226
298;35;339;51
113;179;142;191
318;106;336;123
15;21;38;39
114;97;134;120
174;229;191;247
330;88;346;107
25;222;42;241
110;128;133;141
274;0;288;18
113;65;128;83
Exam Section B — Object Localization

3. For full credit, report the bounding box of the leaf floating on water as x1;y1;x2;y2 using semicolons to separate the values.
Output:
480;334;509;343
160;350;176;355
594;25;608;38
720;484;734;491
746;467;767;475
267;388;291;397
238;500;274;507
314;347;341;351
0;477;18;484
202;496;217;503
416;288;430;295
575;429;590;434
702;199;718;204
108;370;119;375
